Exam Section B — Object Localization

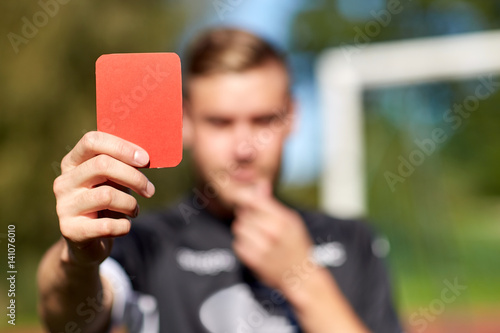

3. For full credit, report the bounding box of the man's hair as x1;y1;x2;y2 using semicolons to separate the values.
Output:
183;28;288;97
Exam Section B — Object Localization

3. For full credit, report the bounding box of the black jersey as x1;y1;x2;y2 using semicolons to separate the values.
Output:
105;195;402;333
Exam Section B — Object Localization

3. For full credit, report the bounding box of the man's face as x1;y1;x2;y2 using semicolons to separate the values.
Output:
184;61;293;209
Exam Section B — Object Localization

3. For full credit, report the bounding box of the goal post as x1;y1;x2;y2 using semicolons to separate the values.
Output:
316;30;500;218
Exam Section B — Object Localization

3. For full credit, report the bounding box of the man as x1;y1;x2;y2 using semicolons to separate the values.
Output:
38;28;402;333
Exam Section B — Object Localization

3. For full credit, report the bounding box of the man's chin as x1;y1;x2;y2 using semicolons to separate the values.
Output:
216;183;255;207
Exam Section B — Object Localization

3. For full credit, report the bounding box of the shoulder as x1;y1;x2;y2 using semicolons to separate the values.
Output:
297;208;391;269
299;209;376;245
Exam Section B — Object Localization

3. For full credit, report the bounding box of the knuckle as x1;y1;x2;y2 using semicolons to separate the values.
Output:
92;154;112;173
248;251;263;266
98;219;113;236
59;220;73;240
265;227;281;243
53;176;64;196
129;196;138;211
60;148;78;174
130;169;147;189
117;218;132;235
95;186;114;207
81;131;100;151
98;218;130;237
275;215;290;230
55;200;67;217
60;155;70;172
113;140;134;159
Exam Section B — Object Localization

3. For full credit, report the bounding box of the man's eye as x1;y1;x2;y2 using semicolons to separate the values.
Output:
254;115;277;126
207;118;230;127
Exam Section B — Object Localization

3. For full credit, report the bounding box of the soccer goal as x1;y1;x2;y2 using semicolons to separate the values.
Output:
317;30;500;218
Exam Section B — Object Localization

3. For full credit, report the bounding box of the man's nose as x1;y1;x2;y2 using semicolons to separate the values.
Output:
233;123;257;162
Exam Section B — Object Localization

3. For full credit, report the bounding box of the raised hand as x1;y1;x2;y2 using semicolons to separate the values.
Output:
53;131;155;267
231;179;313;293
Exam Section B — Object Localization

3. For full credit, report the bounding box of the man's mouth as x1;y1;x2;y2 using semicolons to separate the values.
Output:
230;168;256;183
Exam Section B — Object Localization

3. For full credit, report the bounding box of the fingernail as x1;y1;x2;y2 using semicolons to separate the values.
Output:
146;181;155;197
134;150;149;166
133;204;140;218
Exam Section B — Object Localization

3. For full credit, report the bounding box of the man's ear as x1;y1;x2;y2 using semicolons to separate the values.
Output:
183;100;193;148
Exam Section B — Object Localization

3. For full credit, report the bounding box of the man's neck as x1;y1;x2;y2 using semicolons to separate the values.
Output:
194;184;235;221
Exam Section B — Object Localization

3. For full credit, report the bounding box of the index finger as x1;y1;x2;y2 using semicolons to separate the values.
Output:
61;131;149;173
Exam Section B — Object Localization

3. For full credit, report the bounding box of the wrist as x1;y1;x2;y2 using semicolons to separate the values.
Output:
281;264;333;311
58;238;101;276
281;266;371;333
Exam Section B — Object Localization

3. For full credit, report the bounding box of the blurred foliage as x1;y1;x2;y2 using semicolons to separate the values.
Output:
364;81;500;312
291;0;500;51
0;0;190;327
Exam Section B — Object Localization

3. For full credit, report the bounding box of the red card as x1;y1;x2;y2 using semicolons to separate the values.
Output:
96;53;182;168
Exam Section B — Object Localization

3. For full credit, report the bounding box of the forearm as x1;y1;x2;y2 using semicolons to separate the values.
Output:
37;238;113;333
283;266;370;333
